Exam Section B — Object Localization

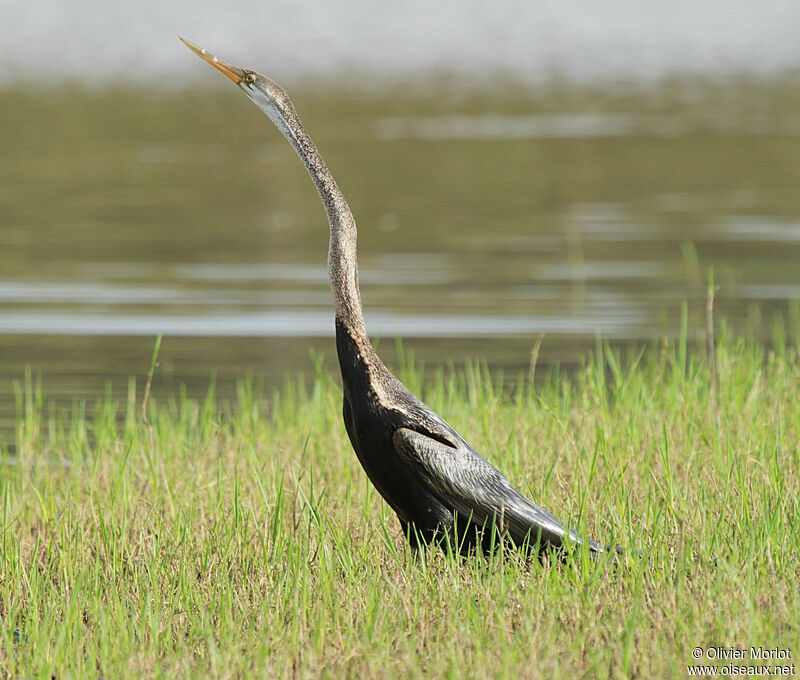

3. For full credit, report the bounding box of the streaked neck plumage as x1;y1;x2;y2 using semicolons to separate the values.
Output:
265;99;367;340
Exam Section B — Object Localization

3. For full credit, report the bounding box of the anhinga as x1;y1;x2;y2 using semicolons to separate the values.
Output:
180;37;606;558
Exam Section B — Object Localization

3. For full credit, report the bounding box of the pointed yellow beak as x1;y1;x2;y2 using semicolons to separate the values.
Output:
178;36;246;85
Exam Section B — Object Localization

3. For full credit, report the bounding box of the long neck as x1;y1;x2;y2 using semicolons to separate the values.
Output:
269;102;368;340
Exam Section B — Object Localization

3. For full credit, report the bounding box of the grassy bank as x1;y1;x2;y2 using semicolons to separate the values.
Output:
1;331;799;678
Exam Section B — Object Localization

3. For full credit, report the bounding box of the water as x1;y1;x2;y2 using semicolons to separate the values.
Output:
3;2;800;86
2;81;800;445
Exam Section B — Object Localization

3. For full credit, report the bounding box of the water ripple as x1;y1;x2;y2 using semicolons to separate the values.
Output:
0;308;648;339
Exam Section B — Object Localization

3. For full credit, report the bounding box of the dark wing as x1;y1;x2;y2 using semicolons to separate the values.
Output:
393;426;603;554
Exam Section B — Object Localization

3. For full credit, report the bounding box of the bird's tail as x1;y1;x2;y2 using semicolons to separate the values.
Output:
502;490;607;558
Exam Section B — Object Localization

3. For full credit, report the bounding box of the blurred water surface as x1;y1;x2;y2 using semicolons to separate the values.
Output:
2;80;800;444
4;2;799;87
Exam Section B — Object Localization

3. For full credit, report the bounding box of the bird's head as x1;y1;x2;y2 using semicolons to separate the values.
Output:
179;37;297;139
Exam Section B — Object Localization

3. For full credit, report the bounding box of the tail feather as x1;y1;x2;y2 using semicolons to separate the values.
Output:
504;491;606;556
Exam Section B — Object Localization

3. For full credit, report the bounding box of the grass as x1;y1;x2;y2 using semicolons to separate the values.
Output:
1;328;799;678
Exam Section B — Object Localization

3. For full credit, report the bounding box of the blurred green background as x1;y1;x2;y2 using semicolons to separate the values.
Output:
2;5;800;442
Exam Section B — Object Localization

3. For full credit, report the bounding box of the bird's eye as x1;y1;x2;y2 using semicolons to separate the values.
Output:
244;72;255;84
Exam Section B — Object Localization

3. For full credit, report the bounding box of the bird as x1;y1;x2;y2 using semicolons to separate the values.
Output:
180;37;606;559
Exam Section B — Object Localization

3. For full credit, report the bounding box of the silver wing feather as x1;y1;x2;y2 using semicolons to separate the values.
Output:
393;427;603;554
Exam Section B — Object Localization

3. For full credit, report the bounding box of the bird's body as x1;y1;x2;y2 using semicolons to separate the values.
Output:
336;319;599;553
181;37;605;557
